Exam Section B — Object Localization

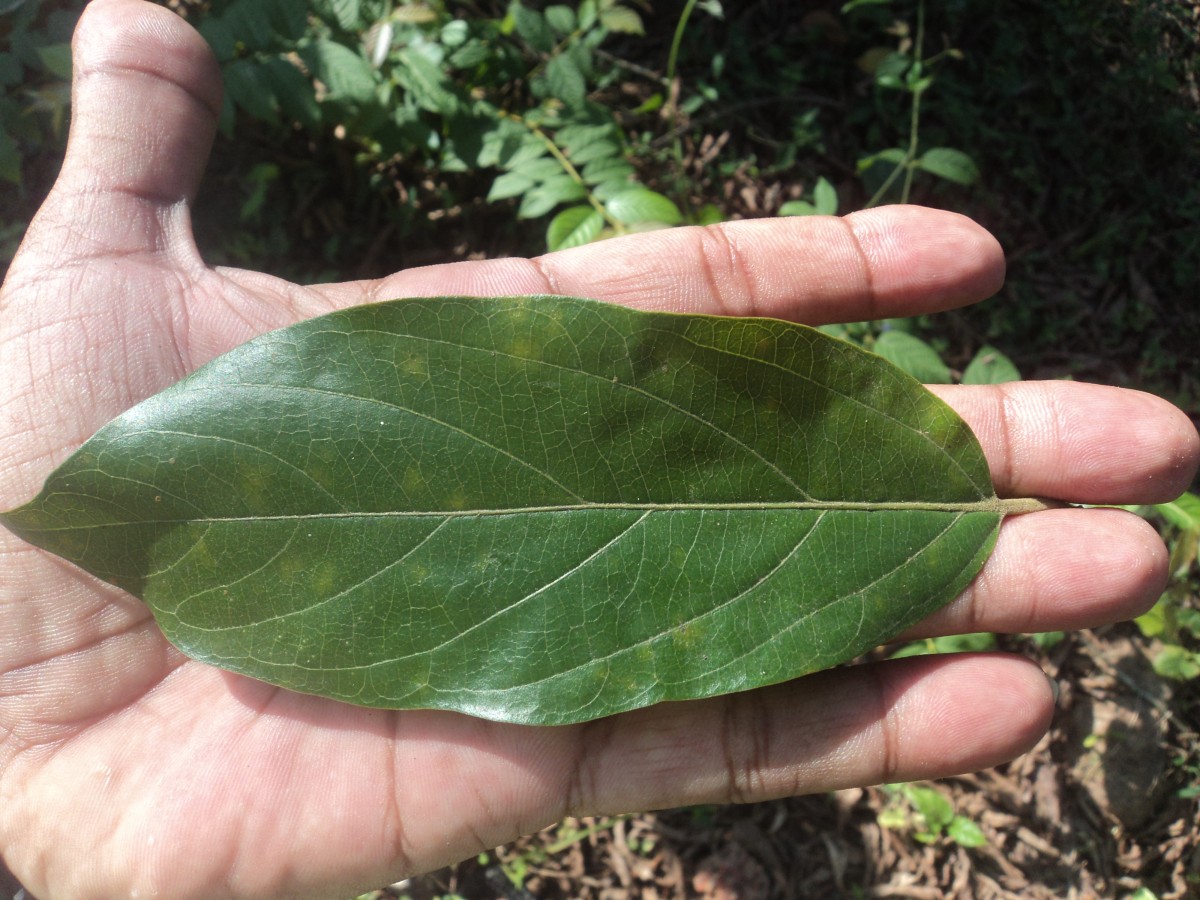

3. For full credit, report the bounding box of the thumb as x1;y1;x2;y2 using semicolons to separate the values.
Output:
0;0;223;494
24;0;222;262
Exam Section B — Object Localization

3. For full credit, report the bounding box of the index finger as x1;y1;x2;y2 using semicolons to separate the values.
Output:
311;205;1005;324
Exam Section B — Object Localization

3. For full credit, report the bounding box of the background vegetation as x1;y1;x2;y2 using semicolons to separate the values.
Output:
2;0;1198;897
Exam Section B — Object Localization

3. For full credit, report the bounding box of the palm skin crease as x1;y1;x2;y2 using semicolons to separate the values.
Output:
0;1;1196;898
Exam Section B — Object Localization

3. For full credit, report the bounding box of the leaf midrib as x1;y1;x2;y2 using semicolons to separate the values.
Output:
13;497;1042;534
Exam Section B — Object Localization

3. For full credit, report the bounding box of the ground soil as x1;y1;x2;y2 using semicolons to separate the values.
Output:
384;628;1200;900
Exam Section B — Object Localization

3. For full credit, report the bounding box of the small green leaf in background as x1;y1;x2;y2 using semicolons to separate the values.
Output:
778;200;818;217
780;177;838;218
917;147;980;186
872;330;953;383
1152;645;1200;681
299;39;378;105
396;48;460;115
517;174;587;218
317;0;362;31
546;52;587;108
223;58;280;124
261;56;322;130
2;296;1030;725
509;1;554;53
34;43;72;79
544;5;576;35
488;170;536;202
600;5;645;35
1135;599;1169;639
891;631;997;659
546;205;604;250
605;187;683;226
1154;491;1200;533
906;784;954;837
1027;630;1065;650
962;345;1020;384
812;176;838;215
947;815;988;848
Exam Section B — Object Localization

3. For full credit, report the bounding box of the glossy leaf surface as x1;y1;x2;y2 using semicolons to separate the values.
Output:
2;296;1010;725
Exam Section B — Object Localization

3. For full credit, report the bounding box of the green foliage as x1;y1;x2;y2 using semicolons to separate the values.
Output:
193;0;669;251
821;320;1020;388
1;295;1023;724
890;632;996;660
0;1;79;270
1133;492;1200;682
847;1;980;207
778;176;839;218
878;783;988;848
873;330;953;384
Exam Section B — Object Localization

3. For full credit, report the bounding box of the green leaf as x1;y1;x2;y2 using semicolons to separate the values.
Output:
813;177;838;216
199;18;237;63
694;204;724;226
581;156;634;186
556;124;613;152
1134;599;1168;639
906;785;954;830
510;1;554;53
962;345;1020;384
517;175;587;218
872;331;952;384
605;188;683;226
856;147;907;174
778;201;818;218
947;816;988;848
565;140;618;166
261;56;322;131
487;170;535;202
299;40;378;105
1154;491;1200;533
396;48;460;114
599;6;645;35
545;53;587;108
544;5;576;35
317;0;363;31
547;206;604;250
1152;645;1200;681
1;296;1014;725
578;0;598;30
223;59;280;124
917;147;980;186
35;43;72;79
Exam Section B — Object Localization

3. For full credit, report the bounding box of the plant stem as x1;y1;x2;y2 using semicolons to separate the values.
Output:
865;0;926;208
899;1;926;204
665;0;699;177
499;110;624;232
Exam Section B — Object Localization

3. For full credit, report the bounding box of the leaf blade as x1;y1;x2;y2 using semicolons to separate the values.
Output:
1;296;1003;724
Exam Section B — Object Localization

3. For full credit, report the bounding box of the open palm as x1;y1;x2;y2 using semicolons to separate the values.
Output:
1;2;1196;898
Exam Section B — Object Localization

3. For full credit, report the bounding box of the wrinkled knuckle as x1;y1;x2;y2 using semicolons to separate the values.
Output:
839;216;878;321
718;693;775;804
563;717;615;817
526;255;563;296
868;667;902;785
983;383;1019;493
690;223;760;318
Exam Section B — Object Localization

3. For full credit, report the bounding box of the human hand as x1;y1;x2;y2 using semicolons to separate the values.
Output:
1;2;1196;898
